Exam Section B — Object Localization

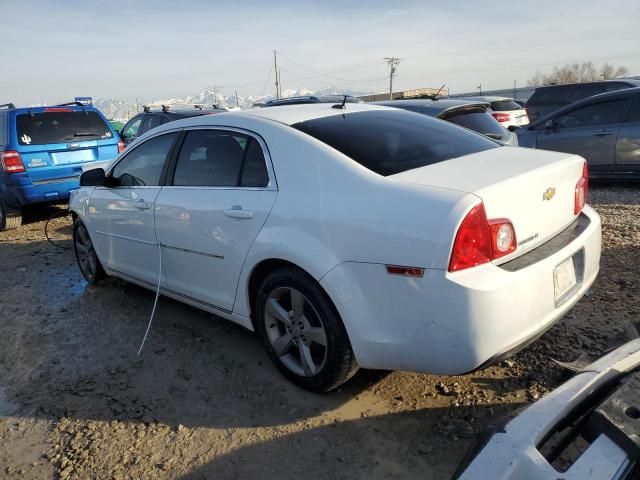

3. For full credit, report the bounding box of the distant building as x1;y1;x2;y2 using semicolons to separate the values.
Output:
359;87;449;102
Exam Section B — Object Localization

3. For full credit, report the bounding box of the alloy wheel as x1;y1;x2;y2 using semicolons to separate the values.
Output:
75;225;98;281
263;286;328;377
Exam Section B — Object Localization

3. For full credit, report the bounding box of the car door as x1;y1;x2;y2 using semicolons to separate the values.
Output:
536;97;630;173
615;94;640;176
120;115;145;146
88;131;179;284
154;128;277;313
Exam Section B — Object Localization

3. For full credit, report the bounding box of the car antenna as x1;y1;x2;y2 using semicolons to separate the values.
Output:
332;95;348;109
431;84;446;100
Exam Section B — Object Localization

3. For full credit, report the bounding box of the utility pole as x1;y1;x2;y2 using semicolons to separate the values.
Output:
235;90;239;108
384;57;401;100
477;83;482;95
274;50;280;99
135;97;139;112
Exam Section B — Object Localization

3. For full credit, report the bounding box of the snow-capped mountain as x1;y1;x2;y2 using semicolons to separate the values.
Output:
95;86;373;121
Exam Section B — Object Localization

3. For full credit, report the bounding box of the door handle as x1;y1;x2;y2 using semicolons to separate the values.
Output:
133;198;151;210
593;130;615;137
224;206;254;219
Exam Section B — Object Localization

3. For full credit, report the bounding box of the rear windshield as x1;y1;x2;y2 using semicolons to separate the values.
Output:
528;84;606;106
16;110;113;146
292;110;497;176
491;100;522;111
443;111;508;138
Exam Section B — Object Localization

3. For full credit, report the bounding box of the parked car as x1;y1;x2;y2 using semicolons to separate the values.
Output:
525;79;640;122
260;95;364;107
456;96;529;128
456;338;640;479
373;98;518;145
0;100;122;230
120;104;226;146
517;87;640;179
70;103;601;392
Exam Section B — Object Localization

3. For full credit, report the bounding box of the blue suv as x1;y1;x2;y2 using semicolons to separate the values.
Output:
0;99;122;230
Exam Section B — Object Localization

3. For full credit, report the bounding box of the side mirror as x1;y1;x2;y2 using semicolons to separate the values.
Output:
80;168;106;187
545;119;556;131
507;125;519;132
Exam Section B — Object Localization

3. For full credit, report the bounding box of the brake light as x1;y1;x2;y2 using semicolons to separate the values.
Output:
0;151;26;173
449;203;492;272
44;107;72;112
449;203;517;272
491;112;511;123
117;140;125;154
574;161;588;215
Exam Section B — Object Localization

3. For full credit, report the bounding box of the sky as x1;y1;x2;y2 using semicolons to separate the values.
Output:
1;0;639;105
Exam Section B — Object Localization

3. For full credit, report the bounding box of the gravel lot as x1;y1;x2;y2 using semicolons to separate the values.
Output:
0;184;638;479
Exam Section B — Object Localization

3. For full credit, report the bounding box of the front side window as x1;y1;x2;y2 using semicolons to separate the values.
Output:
292;110;497;176
173;130;268;187
625;96;640;123
16;110;112;145
111;132;178;186
555;99;628;129
143;114;164;134
121;116;143;141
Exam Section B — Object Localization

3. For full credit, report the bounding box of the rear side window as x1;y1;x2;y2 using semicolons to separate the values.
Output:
0;114;6;146
555;99;628;129
445;111;508;138
173;130;268;187
491;100;522;111
111;133;178;186
292;110;497;176
16;110;112;145
626;97;640;123
143;114;164;133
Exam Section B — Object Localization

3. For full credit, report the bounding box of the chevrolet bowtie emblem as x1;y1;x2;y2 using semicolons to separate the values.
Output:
542;187;556;201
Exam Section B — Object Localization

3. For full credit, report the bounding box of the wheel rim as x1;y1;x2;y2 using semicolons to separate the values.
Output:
264;287;328;377
75;225;97;280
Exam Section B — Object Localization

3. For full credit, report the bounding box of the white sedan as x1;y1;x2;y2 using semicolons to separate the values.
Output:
69;103;601;392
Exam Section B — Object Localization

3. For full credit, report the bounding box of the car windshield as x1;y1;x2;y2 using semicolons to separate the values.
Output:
16;110;113;145
292;109;497;176
491;100;522;111
443;111;508;138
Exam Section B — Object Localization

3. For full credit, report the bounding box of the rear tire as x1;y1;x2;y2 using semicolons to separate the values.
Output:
0;199;22;231
73;219;106;285
255;267;358;393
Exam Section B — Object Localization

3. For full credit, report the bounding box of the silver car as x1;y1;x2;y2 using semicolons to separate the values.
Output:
517;87;640;180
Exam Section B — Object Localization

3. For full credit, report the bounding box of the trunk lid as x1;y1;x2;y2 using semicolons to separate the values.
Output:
390;147;586;258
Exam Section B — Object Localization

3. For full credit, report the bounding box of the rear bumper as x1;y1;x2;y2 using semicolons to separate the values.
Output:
1;170;81;207
320;205;601;374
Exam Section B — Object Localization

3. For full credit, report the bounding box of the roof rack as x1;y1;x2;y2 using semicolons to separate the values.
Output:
143;103;221;113
0;103;16;110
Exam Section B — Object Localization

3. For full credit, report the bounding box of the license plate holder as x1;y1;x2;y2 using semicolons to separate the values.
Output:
554;256;577;301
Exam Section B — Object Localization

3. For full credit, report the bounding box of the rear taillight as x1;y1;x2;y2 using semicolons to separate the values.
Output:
449;203;517;272
44;107;72;112
117;140;125;154
0;151;26;173
491;112;511;123
574;161;588;215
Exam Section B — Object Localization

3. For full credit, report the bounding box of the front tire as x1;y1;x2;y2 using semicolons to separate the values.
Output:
73;219;105;285
255;267;358;392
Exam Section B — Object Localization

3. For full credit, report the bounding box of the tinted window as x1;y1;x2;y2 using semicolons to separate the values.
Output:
625;97;640;123
122;116;143;140
144;114;164;133
443;111;507;137
111;133;177;186
555;99;628;129
16;111;112;145
491;100;522;111
173;130;247;187
240;139;269;187
0;114;6;145
292;110;497;177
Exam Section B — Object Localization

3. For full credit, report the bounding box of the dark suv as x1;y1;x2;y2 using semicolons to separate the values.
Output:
120;105;226;146
525;79;640;122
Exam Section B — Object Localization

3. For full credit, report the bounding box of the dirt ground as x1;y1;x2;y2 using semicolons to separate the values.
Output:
0;184;638;480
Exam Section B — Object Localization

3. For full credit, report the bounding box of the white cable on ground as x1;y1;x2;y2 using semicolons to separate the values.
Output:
137;242;162;356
